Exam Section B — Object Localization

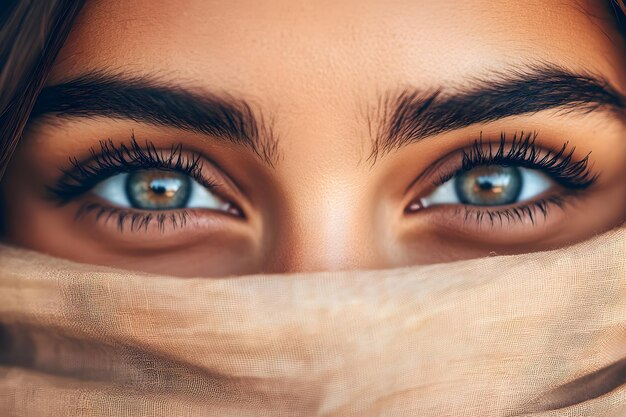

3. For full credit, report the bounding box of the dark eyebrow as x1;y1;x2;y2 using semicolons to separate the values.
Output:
371;65;626;161
30;73;279;166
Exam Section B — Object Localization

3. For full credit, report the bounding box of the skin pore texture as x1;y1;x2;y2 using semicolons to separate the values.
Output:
1;0;625;277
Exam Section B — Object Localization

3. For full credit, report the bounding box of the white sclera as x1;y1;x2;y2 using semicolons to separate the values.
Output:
92;173;130;206
91;172;230;211
421;167;553;208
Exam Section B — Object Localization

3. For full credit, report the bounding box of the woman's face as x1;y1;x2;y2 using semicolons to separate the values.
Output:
1;0;625;276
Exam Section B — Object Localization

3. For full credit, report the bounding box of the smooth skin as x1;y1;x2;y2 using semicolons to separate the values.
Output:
1;0;625;277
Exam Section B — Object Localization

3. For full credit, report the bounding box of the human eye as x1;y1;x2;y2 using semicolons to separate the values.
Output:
92;171;230;211
405;131;597;227
48;135;243;231
419;166;552;207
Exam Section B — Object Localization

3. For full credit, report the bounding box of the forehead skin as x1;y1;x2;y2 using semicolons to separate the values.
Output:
49;0;626;160
51;0;626;89
49;0;626;164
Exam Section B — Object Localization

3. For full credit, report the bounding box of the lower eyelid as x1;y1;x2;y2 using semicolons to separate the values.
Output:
424;195;571;232
460;195;572;228
75;202;199;234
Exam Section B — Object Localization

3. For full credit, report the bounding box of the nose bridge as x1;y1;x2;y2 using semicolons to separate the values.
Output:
271;175;378;273
263;87;380;273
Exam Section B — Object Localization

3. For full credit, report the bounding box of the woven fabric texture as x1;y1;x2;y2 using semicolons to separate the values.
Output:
0;225;624;416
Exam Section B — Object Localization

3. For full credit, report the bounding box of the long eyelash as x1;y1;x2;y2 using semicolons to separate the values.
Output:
450;130;597;189
75;202;194;233
457;195;569;227
425;131;596;227
48;133;217;203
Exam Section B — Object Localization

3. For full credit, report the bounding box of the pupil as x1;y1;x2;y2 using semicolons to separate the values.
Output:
151;184;166;195
477;180;494;191
149;179;180;198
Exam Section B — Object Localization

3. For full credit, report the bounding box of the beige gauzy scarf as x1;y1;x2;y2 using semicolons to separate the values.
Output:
0;226;624;417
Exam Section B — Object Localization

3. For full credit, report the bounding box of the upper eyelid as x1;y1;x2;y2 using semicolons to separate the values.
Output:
403;130;597;195
459;131;597;189
47;136;243;204
49;141;203;200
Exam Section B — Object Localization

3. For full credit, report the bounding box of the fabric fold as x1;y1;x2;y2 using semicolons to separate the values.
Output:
0;225;624;416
